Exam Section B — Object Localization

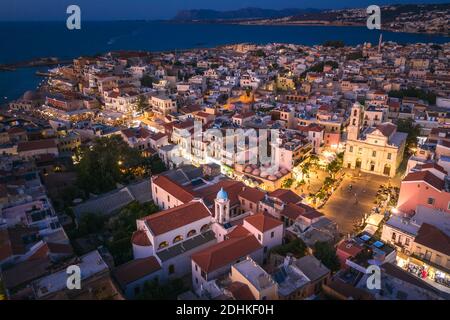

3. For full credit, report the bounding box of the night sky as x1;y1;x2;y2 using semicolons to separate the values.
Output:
1;0;448;21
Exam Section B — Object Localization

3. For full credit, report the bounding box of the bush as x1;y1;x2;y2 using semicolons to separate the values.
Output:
271;238;307;258
313;241;340;272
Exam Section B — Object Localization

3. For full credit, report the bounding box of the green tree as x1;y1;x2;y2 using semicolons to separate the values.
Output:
75;213;106;237
326;157;342;179
271;238;307;258
396;118;421;153
140;75;154;88
313;241;340;272
346;51;363;60
282;178;294;189
74;136;148;194
135;95;149;113
388;88;436;105
106;201;160;265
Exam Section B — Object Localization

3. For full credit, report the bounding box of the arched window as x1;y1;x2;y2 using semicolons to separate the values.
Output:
353;109;357;116
200;224;209;232
187;229;197;238
173;235;183;243
158;241;169;250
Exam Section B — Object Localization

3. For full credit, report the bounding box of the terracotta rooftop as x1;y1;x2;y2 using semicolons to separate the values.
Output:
375;122;397;137
403;170;445;191
121;127;151;139
113;256;161;288
268;189;302;204
416;162;447;175
244;214;283;233
192;234;262;273
142;200;211;236
414;223;450;256
17;139;57;153
152;175;195;204
226;281;255;300
281;203;323;221
131;230;152;247
195;180;245;207
238;187;265;204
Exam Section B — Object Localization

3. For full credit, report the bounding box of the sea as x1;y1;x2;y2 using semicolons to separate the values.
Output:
0;21;449;101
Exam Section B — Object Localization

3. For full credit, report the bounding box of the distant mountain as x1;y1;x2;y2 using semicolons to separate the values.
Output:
172;7;323;21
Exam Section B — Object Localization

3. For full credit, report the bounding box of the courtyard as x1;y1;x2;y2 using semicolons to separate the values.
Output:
319;169;399;235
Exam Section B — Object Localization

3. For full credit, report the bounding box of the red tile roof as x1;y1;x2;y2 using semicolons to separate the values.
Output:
233;111;255;119
227;225;252;239
414;223;450;256
143;200;211;236
416;163;447;175
375;123;397;137
244;214;283;233
238;187;265;204
131;230;152;246
281;203;323;221
149;132;167;141
403;171;445;191
268;189;302;204
47;242;74;255
113;256;161;288
192;234;262;273
17;139;57;153
152;175;195;204
226;281;255;300
195;180;245;206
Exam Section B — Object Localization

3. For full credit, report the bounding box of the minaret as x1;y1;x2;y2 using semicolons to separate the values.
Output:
347;102;363;141
214;188;230;224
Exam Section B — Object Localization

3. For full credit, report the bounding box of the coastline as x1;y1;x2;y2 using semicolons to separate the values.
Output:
219;21;450;37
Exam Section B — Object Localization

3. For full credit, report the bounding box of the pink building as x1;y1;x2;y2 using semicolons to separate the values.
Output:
397;170;450;214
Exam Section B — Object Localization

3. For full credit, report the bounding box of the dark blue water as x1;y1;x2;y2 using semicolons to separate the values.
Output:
1;21;449;100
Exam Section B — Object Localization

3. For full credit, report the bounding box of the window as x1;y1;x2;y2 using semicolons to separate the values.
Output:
195;264;198;271
405;238;410;246
349;146;353;152
201;270;207;279
387;153;392;160
391;232;396;241
187;229;197;238
372;151;376;157
167;195;170;202
158;241;169;250
271;231;275;238
258;234;262;241
173;235;183;243
168;264;175;274
427;197;435;205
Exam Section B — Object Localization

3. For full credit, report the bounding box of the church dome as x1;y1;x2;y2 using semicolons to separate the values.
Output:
216;187;228;201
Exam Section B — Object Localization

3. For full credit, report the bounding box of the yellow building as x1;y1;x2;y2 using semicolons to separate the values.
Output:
344;102;407;177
